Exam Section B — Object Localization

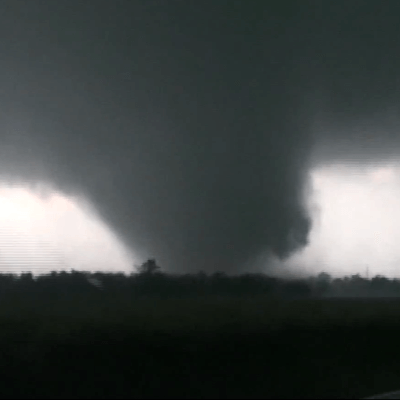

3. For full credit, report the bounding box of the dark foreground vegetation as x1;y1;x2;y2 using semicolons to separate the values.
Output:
0;260;399;398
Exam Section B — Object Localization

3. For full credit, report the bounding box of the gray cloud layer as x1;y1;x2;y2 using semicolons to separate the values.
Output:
0;1;398;272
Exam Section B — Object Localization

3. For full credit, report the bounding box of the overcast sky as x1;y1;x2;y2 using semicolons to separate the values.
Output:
0;1;399;275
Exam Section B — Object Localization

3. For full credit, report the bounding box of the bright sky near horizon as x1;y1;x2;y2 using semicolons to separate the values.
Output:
0;186;135;275
283;162;400;278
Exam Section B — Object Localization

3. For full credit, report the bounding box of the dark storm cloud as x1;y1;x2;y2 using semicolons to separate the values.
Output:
308;1;400;168
0;1;399;273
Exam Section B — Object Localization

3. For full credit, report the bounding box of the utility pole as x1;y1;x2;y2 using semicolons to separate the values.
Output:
366;265;369;280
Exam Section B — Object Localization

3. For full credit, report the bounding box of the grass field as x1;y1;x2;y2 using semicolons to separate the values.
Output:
0;295;400;398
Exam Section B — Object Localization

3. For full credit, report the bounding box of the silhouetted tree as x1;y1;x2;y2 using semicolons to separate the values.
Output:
313;272;332;296
136;258;161;275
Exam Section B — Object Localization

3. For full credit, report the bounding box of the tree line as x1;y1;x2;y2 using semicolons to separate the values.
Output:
0;259;396;299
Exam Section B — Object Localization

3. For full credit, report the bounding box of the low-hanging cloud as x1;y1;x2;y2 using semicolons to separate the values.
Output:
0;1;399;274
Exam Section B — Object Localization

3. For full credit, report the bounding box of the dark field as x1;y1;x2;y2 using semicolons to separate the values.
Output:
0;296;400;398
